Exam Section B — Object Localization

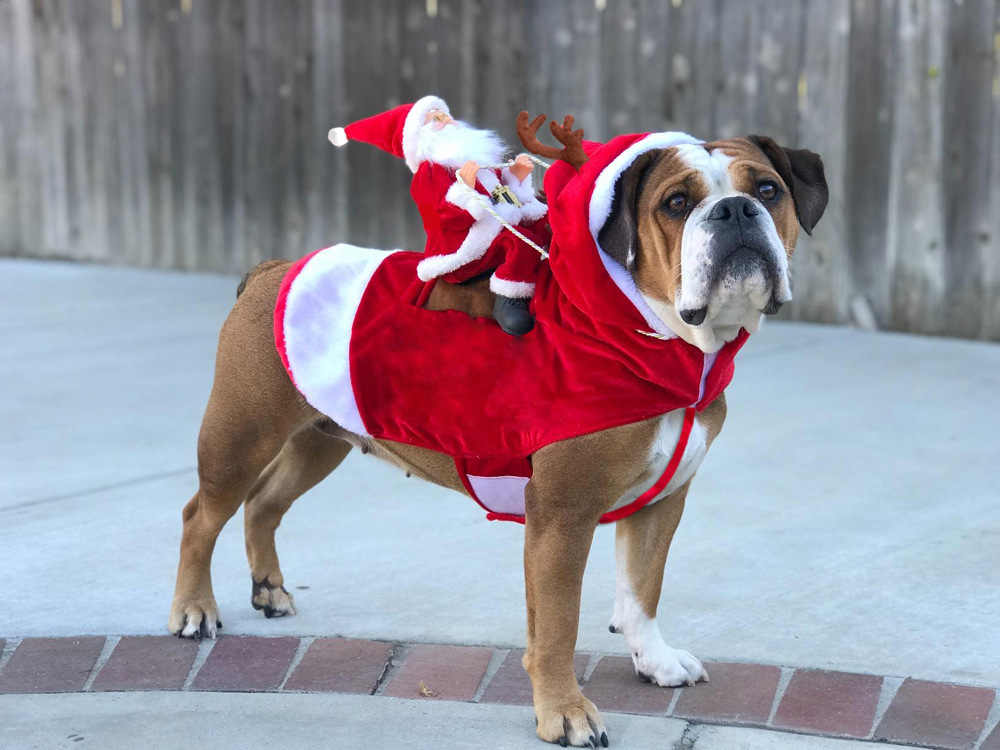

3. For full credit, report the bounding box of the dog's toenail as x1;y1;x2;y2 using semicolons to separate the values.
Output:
558;738;567;748
601;731;609;747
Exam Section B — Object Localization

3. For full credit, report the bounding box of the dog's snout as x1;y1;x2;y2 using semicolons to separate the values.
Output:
708;196;760;223
679;306;708;326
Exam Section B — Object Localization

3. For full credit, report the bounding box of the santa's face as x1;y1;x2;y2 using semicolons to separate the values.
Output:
414;114;507;170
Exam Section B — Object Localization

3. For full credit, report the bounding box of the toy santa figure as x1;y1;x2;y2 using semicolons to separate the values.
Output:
329;95;550;335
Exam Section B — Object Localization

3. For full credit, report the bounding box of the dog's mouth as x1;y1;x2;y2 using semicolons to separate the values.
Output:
677;244;786;327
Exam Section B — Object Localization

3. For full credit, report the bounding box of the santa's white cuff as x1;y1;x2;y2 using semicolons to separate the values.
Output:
490;275;536;299
501;166;539;205
445;179;489;221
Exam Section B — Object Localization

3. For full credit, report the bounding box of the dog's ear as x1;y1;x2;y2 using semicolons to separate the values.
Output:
598;151;662;271
748;135;828;235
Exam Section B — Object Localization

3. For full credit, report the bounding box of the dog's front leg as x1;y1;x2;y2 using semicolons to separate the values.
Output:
523;458;608;747
523;493;607;748
609;482;708;687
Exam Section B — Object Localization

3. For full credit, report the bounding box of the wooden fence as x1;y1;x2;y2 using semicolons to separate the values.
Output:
1;0;998;340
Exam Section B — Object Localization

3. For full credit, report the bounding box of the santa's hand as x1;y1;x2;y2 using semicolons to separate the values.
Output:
509;154;534;182
459;161;479;188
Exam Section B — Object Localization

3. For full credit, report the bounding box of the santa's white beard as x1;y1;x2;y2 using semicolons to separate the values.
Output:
413;121;507;169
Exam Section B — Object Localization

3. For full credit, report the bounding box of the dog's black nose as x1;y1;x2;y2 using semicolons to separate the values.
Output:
679;306;708;326
708;196;760;222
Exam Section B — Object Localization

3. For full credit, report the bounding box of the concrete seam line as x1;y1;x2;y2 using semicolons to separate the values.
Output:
974;690;1000;750
581;653;602;684
672;722;699;750
471;648;507;703
0;638;22;673
0;467;196;514
182;638;217;691
667;681;684;715
82;636;120;691
278;637;313;692
766;666;796;726
371;642;407;696
869;675;905;739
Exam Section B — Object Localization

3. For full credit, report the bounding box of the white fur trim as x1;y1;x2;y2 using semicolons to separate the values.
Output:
402;95;448;173
490;275;535;299
518;198;548;223
501;167;548;223
328;127;348;147
467;474;529;516
416;209;502;282
282;244;398;437
443;179;489;221
501;166;538;204
588;132;704;340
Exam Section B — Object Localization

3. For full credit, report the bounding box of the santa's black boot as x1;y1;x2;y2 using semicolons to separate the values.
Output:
493;295;534;336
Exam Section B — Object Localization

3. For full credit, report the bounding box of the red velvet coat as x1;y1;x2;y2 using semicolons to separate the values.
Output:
275;132;750;524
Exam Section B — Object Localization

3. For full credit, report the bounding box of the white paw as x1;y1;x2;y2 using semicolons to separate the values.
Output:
631;644;708;687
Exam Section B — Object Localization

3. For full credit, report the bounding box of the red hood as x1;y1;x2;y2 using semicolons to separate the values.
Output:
544;132;706;337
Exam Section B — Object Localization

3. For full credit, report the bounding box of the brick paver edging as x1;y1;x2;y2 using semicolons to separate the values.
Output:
1;636;997;750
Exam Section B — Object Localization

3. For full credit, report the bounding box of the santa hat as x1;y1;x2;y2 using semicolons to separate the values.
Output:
544;131;704;338
328;95;448;173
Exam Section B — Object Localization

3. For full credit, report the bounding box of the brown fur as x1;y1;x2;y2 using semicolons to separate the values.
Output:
169;138;818;746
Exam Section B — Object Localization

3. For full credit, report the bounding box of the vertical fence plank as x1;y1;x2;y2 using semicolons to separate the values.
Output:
885;0;947;336
844;0;897;328
985;2;1000;341
940;0;997;339
309;0;349;257
789;0;852;325
0;0;21;256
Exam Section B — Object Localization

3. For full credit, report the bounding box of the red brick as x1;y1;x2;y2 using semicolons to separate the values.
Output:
284;638;393;694
672;662;781;725
874;679;994;750
192;636;299;692
772;669;882;738
384;644;492;701
582;656;678;715
980;722;1000;750
90;636;198;692
481;650;588;706
0;637;105;694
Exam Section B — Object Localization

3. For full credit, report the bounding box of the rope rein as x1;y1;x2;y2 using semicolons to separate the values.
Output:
451;155;552;259
451;155;675;343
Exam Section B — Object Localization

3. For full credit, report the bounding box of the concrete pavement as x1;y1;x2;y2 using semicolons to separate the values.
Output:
0;691;919;750
2;258;999;690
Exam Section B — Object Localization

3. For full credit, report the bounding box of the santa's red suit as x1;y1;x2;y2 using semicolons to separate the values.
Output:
329;95;550;298
276;129;752;525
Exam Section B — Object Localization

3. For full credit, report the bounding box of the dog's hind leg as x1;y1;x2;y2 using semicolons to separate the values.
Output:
609;482;709;687
244;422;353;618
169;261;309;639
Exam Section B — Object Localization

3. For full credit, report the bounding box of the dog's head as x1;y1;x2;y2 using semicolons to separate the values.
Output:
597;136;828;351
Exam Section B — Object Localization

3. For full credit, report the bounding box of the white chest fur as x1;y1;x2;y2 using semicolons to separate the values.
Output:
607;409;709;514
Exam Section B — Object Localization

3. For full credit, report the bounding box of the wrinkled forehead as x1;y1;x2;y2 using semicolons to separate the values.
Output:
669;139;775;196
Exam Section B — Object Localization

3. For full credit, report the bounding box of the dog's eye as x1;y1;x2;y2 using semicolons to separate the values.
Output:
757;181;778;202
664;193;688;215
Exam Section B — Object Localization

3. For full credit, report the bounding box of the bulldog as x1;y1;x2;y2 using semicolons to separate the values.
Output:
168;116;826;747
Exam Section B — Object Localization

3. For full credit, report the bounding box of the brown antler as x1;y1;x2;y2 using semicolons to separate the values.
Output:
516;111;589;171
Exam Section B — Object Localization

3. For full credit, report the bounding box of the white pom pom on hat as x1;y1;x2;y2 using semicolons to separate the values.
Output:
328;127;348;147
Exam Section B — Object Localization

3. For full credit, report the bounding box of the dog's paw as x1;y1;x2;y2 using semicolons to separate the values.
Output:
168;599;222;640
631;645;707;688
251;577;297;619
535;693;608;747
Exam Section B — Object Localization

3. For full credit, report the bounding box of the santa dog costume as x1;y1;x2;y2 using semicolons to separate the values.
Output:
276;115;749;524
329;95;550;334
